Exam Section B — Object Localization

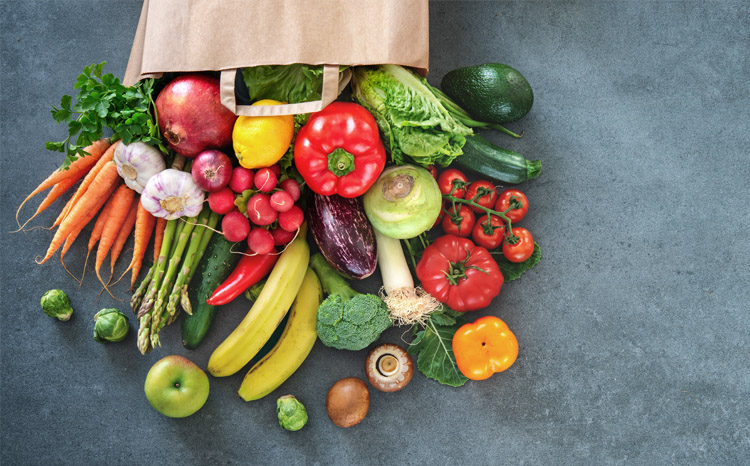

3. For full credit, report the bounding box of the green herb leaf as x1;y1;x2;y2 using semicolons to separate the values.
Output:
46;62;163;168
494;242;542;282
408;318;468;387
45;141;65;152
427;306;463;327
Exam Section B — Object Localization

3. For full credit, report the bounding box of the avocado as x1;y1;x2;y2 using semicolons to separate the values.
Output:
441;63;533;124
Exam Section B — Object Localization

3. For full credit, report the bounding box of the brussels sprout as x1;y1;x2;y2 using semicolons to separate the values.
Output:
40;289;74;321
276;395;308;431
93;309;129;343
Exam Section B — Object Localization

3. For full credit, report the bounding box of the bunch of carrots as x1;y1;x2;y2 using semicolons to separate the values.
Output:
15;138;166;294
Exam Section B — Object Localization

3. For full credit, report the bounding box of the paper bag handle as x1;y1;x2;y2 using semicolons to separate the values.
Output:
220;65;347;116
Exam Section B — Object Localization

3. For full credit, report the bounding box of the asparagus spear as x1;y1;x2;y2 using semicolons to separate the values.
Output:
150;216;197;347
131;267;154;313
167;209;219;320
136;219;177;354
137;220;177;318
166;208;210;317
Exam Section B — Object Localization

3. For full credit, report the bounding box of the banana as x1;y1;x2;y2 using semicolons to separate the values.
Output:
238;267;322;401
207;225;310;377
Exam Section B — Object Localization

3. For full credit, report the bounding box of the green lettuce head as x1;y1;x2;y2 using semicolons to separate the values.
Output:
351;65;473;167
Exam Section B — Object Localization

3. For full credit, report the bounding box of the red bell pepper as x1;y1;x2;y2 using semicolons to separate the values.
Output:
452;316;518;380
415;235;503;311
205;250;278;305
294;102;386;198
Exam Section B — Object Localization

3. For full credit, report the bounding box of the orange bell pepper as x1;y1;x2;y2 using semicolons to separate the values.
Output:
452;316;518;380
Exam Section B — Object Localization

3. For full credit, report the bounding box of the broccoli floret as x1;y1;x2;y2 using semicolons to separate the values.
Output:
40;289;74;321
310;253;392;351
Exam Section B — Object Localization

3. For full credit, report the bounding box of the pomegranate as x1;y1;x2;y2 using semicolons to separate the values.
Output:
191;149;232;192
155;74;237;158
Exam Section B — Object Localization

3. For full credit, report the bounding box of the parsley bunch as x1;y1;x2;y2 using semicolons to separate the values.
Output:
47;62;164;169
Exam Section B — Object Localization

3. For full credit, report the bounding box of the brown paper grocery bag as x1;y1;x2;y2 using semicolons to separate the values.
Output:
123;0;429;116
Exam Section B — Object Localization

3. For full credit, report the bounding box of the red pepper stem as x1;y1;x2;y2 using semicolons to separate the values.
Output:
327;148;356;177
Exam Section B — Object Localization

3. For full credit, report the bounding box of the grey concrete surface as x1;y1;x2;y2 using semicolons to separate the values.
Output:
1;1;749;465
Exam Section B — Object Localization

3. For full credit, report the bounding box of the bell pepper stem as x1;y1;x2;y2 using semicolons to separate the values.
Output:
327;148;356;177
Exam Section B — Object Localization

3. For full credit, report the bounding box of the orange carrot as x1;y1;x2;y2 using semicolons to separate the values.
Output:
78;192;118;282
152;217;167;264
109;200;139;278
36;161;121;265
16;139;110;228
14;170;86;231
95;184;136;286
59;183;118;283
88;195;116;254
50;195;76;230
124;202;157;289
52;140;119;229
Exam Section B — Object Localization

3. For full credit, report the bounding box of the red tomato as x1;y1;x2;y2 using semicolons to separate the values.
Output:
502;227;534;263
416;235;504;311
495;189;529;223
437;169;468;198
472;214;506;250
441;204;475;237
465;180;498;213
427;164;438;179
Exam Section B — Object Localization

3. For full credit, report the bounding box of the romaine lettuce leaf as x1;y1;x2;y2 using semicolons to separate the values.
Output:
351;65;473;167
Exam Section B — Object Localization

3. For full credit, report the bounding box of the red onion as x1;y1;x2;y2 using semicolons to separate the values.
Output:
191;150;232;192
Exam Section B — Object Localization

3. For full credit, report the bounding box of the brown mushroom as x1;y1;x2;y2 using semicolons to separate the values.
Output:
365;344;413;392
326;377;370;427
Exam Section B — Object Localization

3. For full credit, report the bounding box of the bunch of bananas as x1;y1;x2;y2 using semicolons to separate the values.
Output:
207;225;322;400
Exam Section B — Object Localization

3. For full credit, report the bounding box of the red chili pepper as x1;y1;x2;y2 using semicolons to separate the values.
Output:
294;102;386;198
415;235;503;311
205;250;278;305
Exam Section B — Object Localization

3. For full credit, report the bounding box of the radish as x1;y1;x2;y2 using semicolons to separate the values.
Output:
254;168;278;192
278;205;304;232
270;191;294;212
268;164;282;178
208;187;236;214
246;193;277;226
222;210;251;242
279;179;301;201
248;228;275;255
271;227;296;246
229;167;254;193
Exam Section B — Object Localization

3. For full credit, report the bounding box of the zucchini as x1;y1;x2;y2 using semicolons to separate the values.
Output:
181;234;240;349
454;134;541;184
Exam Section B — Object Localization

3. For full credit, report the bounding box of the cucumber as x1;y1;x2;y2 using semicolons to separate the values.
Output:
454;134;541;184
181;234;240;349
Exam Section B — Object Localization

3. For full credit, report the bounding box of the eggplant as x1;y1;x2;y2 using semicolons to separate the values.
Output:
307;192;377;279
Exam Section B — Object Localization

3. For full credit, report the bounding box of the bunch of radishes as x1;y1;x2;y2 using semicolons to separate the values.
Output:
204;163;304;255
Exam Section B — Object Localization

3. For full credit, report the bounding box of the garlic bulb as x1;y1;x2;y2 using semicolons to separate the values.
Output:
114;142;166;193
141;169;205;219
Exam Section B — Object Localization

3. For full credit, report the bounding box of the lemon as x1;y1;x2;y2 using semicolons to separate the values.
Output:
232;99;295;169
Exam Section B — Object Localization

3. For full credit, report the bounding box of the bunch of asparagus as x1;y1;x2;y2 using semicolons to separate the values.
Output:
132;206;219;354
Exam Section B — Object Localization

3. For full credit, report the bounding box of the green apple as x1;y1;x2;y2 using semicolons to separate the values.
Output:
144;355;210;418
